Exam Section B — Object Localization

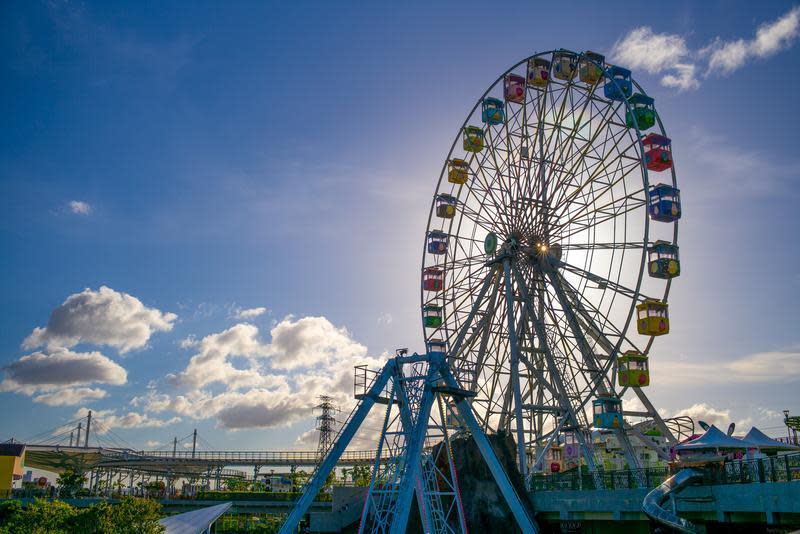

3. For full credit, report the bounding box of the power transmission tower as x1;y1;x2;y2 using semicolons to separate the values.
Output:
315;396;338;460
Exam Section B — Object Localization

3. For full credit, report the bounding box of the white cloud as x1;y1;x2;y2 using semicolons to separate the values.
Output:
179;335;198;349
168;323;274;390
610;27;689;74
753;6;800;56
1;348;126;395
34;387;108;406
73;407;181;433
377;313;393;326
655;350;800;387
706;7;800;74
23;286;177;354
268;316;368;370
611;6;800;90
660;63;699;91
705;38;750;74
1;348;126;406
143;316;386;431
232;307;267;320
672;403;741;429
68;200;92;215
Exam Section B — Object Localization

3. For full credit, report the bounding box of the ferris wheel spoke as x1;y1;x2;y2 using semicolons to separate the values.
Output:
545;99;626;211
546;106;631;218
545;83;602;181
556;273;638;362
469;153;514;235
541;264;614;395
542;266;644;471
560;241;645;251
556;259;653;302
548;131;639;225
468;272;503;392
501;258;529;476
554;191;646;242
446;266;497;365
537;87;601;210
457;195;509;236
552;153;643;232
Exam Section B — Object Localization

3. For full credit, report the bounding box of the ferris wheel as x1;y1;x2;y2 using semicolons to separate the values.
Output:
421;49;684;481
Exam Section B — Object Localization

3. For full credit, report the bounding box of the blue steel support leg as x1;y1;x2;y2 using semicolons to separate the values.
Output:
503;258;529;480
279;362;396;534
394;367;435;532
440;363;538;533
389;364;439;534
357;379;397;534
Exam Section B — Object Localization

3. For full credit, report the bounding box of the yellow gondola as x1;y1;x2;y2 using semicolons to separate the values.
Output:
447;159;469;185
636;299;669;336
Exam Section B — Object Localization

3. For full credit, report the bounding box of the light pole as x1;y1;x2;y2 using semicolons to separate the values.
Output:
784;410;791;442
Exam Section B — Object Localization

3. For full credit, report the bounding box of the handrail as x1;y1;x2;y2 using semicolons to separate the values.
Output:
531;451;800;491
21;443;383;463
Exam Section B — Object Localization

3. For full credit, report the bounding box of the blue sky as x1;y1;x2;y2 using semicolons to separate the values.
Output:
1;1;799;452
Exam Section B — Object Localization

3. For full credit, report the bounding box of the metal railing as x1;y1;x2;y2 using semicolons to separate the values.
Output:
531;466;670;492
127;449;380;463
21;443;382;465
531;451;800;492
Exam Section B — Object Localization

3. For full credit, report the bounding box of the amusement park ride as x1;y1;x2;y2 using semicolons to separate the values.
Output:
281;48;686;533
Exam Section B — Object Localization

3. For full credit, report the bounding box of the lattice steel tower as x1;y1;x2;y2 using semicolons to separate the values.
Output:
315;395;338;459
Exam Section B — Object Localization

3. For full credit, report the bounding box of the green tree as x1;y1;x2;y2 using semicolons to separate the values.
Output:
0;500;21;525
350;465;371;487
0;498;76;534
289;470;308;492
224;477;249;491
96;497;164;534
0;497;164;534
56;469;86;498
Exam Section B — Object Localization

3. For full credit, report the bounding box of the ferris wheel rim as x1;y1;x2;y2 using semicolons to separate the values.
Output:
420;49;672;349
419;49;681;463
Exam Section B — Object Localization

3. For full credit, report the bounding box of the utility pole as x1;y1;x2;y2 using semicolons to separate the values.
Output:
85;410;92;448
76;423;82;448
191;429;197;459
314;396;338;460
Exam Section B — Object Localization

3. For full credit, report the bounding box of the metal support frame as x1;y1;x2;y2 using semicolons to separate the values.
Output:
503;258;529;480
542;263;644;485
510;263;602;487
279;351;538;534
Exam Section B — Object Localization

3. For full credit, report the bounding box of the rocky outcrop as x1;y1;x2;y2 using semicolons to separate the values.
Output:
408;430;536;533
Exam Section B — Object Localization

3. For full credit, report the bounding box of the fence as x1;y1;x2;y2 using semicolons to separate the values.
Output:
531;451;800;492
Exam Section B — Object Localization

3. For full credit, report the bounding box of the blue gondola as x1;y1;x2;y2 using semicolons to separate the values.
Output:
481;97;505;125
427;339;447;355
593;396;623;429
427;231;448;255
648;183;681;222
604;65;632;101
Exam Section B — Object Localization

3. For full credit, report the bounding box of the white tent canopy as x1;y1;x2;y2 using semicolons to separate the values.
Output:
675;425;748;452
741;427;800;451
